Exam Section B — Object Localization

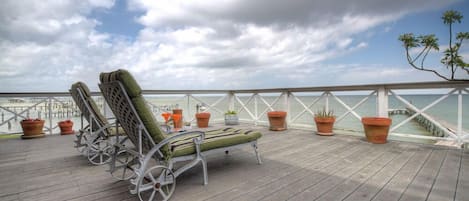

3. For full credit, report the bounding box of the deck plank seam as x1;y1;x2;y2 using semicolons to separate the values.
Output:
283;142;401;201
425;149;449;201
321;144;414;201
200;139;361;201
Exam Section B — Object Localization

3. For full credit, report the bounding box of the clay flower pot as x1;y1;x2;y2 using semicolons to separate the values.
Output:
20;118;45;139
267;111;287;131
171;114;182;129
172;109;183;129
314;117;335;136
58;120;74;135
196;112;211;128
362;117;392;144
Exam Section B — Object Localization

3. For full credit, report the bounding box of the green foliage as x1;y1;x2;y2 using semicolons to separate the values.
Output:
398;9;469;80
398;33;420;48
225;110;237;115
442;10;462;25
315;108;335;118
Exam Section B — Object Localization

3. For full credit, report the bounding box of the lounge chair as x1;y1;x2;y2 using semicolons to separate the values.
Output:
69;82;127;166
98;69;262;201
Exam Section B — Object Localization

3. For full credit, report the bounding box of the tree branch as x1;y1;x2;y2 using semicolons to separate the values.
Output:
411;46;428;63
421;47;431;68
405;49;451;81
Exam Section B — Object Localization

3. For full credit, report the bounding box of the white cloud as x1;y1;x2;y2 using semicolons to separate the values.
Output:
0;0;461;92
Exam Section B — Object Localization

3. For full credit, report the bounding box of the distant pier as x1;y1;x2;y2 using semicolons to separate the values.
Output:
388;108;451;138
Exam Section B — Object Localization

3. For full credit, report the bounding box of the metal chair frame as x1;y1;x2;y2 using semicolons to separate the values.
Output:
99;80;261;201
70;85;128;165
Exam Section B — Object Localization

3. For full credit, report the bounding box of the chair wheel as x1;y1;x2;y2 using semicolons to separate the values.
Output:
75;132;90;156
137;165;175;201
87;139;112;165
110;150;138;180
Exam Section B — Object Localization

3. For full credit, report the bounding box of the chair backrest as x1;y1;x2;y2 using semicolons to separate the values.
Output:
69;82;109;132
98;69;170;159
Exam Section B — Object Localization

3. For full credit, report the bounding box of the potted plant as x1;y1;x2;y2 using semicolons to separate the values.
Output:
362;117;392;144
171;113;182;130
225;110;239;125
314;108;335;136
195;112;210;128
20;118;45;139
58;120;74;135
267;111;287;131
195;104;210;128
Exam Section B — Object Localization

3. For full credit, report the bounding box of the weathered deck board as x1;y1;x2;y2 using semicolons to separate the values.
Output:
0;124;468;201
341;145;415;201
287;141;402;201
398;148;448;201
371;146;431;201
314;144;416;201
456;149;469;201
427;149;461;201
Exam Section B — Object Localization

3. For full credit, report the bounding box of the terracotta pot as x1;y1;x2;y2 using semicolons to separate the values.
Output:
314;117;335;136
58;120;74;135
196;112;211;128
362;117;392;144
20;119;45;139
267;111;287;131
172;109;183;129
172;114;182;129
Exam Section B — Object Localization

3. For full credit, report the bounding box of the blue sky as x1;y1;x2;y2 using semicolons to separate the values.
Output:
0;0;468;92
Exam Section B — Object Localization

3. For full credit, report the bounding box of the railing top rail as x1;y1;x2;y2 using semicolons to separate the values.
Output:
1;81;468;96
138;81;469;94
0;92;102;98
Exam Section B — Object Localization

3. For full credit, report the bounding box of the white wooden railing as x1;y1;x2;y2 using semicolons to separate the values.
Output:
1;81;468;145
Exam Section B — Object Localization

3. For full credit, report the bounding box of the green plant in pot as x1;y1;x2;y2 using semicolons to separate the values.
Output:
195;104;210;128
225;110;239;125
314;108;335;136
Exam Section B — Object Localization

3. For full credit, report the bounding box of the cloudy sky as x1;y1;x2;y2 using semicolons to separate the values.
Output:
0;0;468;92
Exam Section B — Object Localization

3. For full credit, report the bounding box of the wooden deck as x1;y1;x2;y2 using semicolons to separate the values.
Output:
1;125;468;201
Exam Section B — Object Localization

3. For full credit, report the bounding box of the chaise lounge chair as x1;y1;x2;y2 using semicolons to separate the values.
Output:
69;82;127;165
98;69;262;201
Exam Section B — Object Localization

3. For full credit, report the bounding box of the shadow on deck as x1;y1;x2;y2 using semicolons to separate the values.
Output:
1;124;468;201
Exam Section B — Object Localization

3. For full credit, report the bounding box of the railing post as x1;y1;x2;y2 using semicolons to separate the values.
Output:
457;89;463;143
325;91;330;112
377;87;389;117
48;97;52;134
285;91;291;127
186;94;191;122
254;93;258;126
228;92;235;111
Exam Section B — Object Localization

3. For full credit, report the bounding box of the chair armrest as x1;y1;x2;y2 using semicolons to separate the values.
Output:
140;130;205;170
159;130;205;147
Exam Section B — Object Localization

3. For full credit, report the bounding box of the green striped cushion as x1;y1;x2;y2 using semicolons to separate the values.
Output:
99;69;142;98
171;128;262;157
99;69;170;158
131;96;169;149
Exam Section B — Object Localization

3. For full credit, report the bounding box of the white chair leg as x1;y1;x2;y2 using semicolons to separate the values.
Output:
252;141;262;164
201;156;208;185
